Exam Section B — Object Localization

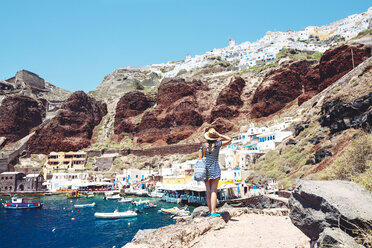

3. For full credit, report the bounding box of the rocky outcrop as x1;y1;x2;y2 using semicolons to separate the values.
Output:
114;91;154;135
6;70;45;89
251;60;312;118
216;76;245;106
133;79;208;144
303;44;371;93
319;93;372;134
251;44;371;118
0;96;43;143
314;147;333;163
27;91;107;154
289;180;372;247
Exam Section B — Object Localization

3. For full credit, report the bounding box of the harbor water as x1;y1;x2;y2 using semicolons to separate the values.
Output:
0;195;191;248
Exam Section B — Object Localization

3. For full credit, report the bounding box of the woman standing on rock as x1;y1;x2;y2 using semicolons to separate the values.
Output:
201;128;231;217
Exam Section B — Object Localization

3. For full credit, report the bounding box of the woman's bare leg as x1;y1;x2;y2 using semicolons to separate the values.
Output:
205;180;211;213
210;177;220;213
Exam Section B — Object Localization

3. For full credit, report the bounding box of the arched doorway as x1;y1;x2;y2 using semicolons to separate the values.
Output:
18;184;24;191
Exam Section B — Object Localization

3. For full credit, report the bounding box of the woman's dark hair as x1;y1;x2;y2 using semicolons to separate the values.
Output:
207;139;217;153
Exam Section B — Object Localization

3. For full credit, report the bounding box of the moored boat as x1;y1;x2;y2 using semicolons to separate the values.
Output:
74;202;96;208
117;198;133;203
67;190;81;199
104;194;121;200
132;199;149;206
143;202;157;208
159;207;190;215
94;210;137;219
2;197;42;209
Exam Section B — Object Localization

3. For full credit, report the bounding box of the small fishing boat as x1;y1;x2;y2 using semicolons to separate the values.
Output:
94;210;137;219
117;198;133;203
132;199;149;206
67;190;81;199
171;212;192;220
85;192;95;198
143;202;157;209
2;197;42;209
104;194;121;200
74;202;96;208
159;207;190;215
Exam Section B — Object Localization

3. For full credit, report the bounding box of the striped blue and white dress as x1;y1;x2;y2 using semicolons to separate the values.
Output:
200;141;222;181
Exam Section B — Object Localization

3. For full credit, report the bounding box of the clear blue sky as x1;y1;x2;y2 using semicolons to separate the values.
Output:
1;0;371;92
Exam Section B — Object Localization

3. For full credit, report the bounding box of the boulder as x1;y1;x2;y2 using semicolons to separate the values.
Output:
216;76;245;106
27;91;107;154
132;229;157;242
251;60;312;118
191;206;210;218
114;91;154;135
314;147;333;163
319;93;372;134
0;95;43;143
289;180;372;242
294;122;309;137
316;228;364;248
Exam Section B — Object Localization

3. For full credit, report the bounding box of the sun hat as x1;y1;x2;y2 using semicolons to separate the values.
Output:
204;128;219;141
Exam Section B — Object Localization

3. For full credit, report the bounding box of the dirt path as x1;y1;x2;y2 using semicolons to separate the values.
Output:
190;214;310;248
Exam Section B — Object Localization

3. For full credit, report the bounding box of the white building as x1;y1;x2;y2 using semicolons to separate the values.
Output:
47;172;89;192
116;168;151;188
220;169;242;182
257;131;292;152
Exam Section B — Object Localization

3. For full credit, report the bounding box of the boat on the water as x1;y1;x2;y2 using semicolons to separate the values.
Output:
143;202;157;208
117;198;133;203
74;202;96;208
94;210;137;219
104;194;121;200
132;199;149;206
159;207;190;215
67;190;81;199
2;197;42;209
171;212;192;220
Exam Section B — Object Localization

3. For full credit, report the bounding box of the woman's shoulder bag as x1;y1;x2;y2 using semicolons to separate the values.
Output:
194;143;207;182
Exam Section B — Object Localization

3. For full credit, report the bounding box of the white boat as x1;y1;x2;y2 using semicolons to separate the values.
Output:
117;198;133;203
94;210;137;219
74;202;96;208
132;199;149;206
104;194;121;200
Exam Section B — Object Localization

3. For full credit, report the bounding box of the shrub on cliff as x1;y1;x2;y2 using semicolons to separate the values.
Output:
319;132;372;191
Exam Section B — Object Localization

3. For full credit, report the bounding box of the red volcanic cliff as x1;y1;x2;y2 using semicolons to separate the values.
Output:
114;91;154;135
0;96;43;143
135;79;208;144
211;76;246;121
28;91;107;154
251;60;312;118
251;44;371;118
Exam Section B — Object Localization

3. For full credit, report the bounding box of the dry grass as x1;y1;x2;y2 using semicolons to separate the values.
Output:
317;132;372;191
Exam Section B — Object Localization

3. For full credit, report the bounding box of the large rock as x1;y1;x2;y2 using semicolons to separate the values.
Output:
319;93;372;134
0;95;43;143
27;91;107;154
135;79;208;144
289;180;372;243
251;60;312;118
304;44;371;92
251;44;371;118
316;228;363;248
114;91;154;135
216;76;245;106
14;70;45;89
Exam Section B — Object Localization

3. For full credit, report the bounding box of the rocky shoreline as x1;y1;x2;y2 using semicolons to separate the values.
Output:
123;180;372;248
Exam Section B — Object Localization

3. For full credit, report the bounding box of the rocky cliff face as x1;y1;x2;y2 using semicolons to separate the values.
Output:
289;180;372;247
211;76;245;121
251;60;311;118
251;44;371;118
319;92;372;134
0;96;43;143
135;79;208;144
114;91;154;136
27;91;107;154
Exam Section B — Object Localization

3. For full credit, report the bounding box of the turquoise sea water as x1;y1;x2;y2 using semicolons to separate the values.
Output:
0;196;189;248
